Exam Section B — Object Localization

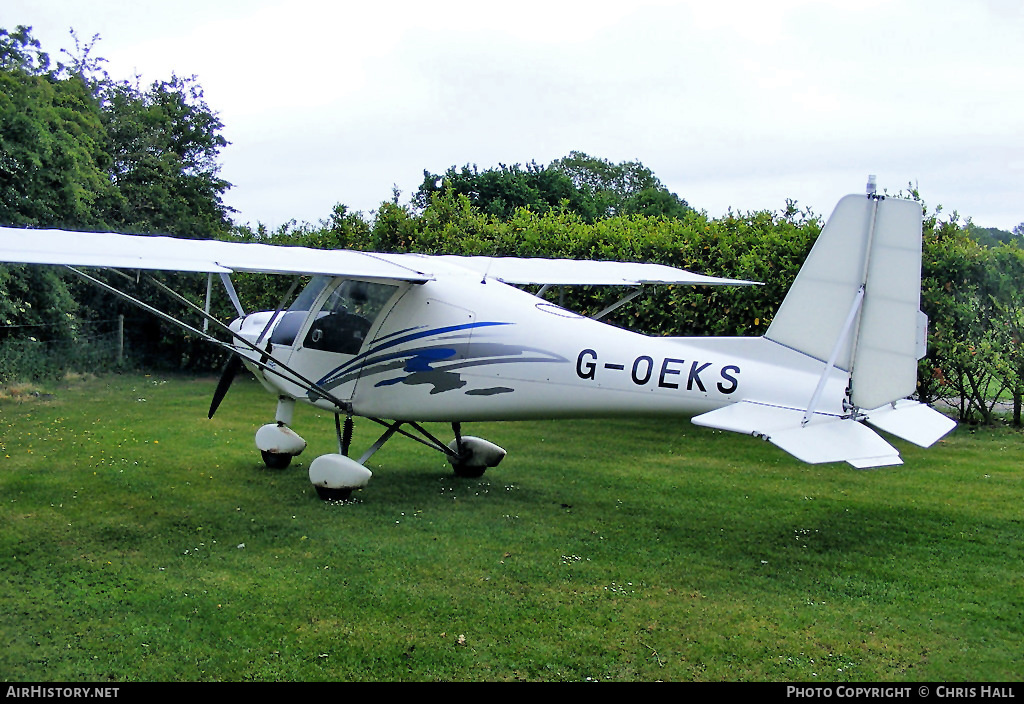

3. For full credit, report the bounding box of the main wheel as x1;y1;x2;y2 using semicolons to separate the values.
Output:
314;486;353;501
261;450;292;469
452;462;487;479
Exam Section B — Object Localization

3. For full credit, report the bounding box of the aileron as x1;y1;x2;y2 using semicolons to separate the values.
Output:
429;255;758;287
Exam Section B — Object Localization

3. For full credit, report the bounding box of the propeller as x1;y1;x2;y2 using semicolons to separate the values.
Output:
208;353;243;419
208;272;250;420
206;274;302;419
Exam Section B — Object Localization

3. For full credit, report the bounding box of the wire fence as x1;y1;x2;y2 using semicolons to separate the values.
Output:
0;318;125;383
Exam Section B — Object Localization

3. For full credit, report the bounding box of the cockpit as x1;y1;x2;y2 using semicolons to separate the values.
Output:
270;276;399;356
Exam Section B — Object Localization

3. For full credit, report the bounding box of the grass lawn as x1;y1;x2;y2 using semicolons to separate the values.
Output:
1;373;1021;682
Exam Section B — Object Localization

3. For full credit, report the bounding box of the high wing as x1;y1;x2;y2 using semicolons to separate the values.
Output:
0;226;756;287
407;254;758;286
0;227;432;281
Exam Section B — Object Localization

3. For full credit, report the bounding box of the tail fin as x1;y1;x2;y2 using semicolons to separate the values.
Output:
693;192;956;468
764;194;924;410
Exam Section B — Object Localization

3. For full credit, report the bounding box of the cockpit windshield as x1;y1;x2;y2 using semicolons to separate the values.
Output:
268;276;330;346
288;276;330;313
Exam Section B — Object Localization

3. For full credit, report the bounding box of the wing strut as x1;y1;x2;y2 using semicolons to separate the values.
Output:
219;273;246;317
204;273;214;333
65;266;351;412
593;288;644;321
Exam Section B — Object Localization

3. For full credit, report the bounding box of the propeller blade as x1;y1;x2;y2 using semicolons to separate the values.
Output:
209;354;243;419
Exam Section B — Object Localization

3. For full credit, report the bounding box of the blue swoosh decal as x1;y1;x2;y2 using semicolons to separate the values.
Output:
316;321;511;387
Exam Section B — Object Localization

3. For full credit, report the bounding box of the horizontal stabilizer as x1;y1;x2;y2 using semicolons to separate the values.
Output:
769;419;902;468
692;401;902;468
863;400;957;448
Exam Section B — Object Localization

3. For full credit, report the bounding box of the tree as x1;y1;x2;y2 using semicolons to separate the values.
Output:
98;75;233;237
0;26;119;228
548;151;690;219
0;26;117;378
918;211;1019;424
0;26;236;376
413;161;585;220
414;153;691;223
1;26;232;237
986;244;1024;426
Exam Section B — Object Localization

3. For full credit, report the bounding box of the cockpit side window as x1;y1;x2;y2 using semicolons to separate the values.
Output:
303;280;398;355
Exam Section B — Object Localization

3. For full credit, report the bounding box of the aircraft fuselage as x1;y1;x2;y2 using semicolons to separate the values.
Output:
235;272;848;424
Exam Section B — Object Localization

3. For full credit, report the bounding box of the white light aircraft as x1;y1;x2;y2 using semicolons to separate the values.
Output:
0;185;956;500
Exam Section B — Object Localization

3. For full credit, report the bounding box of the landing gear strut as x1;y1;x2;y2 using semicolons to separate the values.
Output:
255;403;507;500
308;418;506;500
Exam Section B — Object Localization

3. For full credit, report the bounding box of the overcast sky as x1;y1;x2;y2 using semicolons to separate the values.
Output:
7;0;1024;231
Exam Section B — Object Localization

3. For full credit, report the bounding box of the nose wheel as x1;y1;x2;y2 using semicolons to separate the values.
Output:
255;422;306;469
261;450;294;469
